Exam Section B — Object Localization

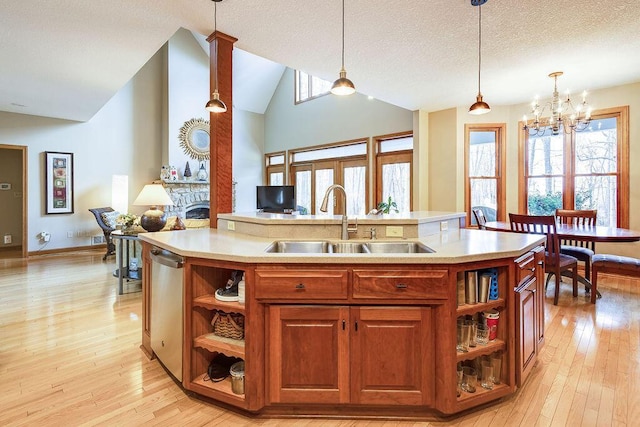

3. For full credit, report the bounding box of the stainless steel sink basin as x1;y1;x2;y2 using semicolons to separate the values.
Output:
265;241;332;253
265;240;434;254
362;241;434;254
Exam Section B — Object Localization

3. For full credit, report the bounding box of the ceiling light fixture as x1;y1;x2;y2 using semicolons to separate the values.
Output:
330;0;355;96
523;71;592;136
205;0;227;113
468;0;491;115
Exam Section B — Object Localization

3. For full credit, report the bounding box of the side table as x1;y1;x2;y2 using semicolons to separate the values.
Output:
111;229;143;295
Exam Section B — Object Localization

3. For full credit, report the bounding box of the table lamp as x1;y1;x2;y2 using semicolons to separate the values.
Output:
133;184;174;232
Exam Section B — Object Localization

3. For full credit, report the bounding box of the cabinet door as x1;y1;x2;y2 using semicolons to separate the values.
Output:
516;277;537;386
268;305;350;404
350;306;433;406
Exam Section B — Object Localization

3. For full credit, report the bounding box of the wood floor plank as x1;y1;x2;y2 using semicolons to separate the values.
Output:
1;251;639;426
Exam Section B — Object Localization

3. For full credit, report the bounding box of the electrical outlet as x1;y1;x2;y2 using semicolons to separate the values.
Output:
67;231;73;238
92;235;103;244
227;221;235;231
386;226;403;237
3;234;11;244
440;221;449;231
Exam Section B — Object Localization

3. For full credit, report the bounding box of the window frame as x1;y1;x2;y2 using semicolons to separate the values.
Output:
294;70;332;104
374;131;414;213
518;106;629;227
290;138;369;215
464;124;506;226
265;151;287;185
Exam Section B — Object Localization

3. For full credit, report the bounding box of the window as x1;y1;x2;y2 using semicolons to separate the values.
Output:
375;132;413;213
291;140;368;215
519;106;629;227
265;152;286;186
465;124;506;225
295;70;332;103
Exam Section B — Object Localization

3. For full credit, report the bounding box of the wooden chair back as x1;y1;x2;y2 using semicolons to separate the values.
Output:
509;213;561;266
472;208;487;229
555;209;597;250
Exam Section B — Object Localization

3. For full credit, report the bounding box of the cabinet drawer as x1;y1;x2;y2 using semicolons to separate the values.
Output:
255;269;349;300
515;252;536;287
352;269;449;300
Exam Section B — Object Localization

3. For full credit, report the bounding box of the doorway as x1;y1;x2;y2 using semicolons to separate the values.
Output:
0;145;27;259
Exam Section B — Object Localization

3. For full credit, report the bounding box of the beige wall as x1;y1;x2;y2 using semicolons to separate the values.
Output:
429;81;640;257
0;148;23;247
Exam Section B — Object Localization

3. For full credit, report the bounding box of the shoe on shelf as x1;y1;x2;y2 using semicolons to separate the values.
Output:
214;270;241;302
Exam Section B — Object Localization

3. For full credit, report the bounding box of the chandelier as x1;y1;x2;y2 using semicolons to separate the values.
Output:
522;71;592;136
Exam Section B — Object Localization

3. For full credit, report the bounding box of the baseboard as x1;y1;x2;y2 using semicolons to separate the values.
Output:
28;244;106;257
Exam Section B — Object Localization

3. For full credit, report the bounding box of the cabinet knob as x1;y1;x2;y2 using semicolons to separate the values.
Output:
396;283;408;289
295;283;305;289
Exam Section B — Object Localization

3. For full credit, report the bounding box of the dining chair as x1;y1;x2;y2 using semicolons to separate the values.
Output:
472;208;487;230
509;213;578;305
555;209;597;281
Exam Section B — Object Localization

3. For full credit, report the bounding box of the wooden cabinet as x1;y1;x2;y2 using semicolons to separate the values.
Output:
267;305;433;406
514;248;544;386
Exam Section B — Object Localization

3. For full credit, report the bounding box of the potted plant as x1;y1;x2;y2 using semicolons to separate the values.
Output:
376;196;399;214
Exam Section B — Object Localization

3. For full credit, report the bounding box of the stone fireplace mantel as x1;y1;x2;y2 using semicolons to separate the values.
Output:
156;180;210;219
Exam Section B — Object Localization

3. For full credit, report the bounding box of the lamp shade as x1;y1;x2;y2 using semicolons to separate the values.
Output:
133;184;174;232
133;184;174;207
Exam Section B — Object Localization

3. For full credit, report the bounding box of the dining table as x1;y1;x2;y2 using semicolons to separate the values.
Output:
483;220;640;299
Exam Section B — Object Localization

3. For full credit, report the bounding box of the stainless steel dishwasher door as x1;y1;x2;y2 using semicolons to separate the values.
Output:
150;247;184;381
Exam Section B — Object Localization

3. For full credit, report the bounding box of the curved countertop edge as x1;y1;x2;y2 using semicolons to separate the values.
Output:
138;228;546;265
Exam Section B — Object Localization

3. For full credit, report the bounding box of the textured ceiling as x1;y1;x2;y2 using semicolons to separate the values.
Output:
1;0;640;122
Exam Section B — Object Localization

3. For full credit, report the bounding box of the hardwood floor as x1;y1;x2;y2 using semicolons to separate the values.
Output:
1;250;638;426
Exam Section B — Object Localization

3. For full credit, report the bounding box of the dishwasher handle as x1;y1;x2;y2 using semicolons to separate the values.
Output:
150;248;184;269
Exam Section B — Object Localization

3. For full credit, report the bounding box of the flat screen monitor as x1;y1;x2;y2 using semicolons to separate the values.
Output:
256;186;296;213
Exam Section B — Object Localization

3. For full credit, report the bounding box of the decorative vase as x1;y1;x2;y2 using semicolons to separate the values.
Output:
197;163;208;181
171;215;186;231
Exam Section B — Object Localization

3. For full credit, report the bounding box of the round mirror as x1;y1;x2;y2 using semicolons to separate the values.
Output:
179;118;210;161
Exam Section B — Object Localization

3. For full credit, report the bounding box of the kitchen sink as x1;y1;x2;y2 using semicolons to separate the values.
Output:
265;241;332;253
362;241;435;254
265;240;434;254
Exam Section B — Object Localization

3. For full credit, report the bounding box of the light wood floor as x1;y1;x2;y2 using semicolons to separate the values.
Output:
1;250;638;426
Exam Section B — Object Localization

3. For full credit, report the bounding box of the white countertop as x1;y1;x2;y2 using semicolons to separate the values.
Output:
218;210;466;225
138;227;545;265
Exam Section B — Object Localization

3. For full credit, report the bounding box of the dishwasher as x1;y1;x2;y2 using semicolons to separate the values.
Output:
150;246;184;381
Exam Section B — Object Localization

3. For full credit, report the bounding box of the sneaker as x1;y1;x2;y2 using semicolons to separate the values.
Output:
215;270;241;302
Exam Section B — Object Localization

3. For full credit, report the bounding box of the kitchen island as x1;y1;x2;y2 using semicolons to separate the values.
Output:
138;212;546;419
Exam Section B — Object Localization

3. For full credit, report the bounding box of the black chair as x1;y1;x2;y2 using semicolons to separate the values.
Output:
509;213;578;305
472;208;487;229
89;207;116;260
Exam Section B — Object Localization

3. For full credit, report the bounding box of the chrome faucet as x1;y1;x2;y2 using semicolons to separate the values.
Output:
320;184;357;240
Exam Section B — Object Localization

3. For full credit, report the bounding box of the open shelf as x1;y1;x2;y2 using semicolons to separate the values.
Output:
193;295;246;313
191;373;245;400
456;298;504;316
194;333;245;359
456;339;505;363
457;382;509;403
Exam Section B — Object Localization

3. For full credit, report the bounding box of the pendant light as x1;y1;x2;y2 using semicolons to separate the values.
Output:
468;0;491;115
205;0;227;113
330;0;356;96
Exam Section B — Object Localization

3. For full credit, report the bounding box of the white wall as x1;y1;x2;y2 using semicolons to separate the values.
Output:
264;68;413;152
166;28;211;178
0;49;164;253
233;109;264;212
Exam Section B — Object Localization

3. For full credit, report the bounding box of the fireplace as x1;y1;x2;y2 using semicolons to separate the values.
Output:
159;181;210;219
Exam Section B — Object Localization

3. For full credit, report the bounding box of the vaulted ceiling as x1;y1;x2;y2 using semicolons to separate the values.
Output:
2;0;639;122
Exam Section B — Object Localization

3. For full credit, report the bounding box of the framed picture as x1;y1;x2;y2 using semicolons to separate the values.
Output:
45;151;74;214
